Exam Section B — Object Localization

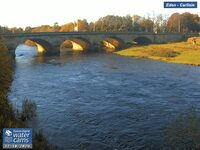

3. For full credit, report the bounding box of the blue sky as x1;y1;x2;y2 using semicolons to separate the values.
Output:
0;0;199;27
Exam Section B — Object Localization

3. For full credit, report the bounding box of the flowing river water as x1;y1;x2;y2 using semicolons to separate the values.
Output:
9;45;200;149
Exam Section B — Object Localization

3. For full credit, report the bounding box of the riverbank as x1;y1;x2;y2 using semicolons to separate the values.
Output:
116;37;200;66
0;36;56;149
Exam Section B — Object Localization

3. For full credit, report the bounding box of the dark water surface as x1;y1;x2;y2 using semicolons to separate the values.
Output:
9;46;200;149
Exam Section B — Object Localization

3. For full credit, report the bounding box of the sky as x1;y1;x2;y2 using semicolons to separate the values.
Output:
0;0;199;28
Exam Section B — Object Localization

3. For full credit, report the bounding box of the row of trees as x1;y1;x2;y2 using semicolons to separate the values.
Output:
167;13;200;32
0;12;199;33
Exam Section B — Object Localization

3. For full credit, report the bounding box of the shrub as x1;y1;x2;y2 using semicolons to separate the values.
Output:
0;36;12;93
127;41;138;45
33;131;59;150
20;98;37;121
187;37;200;45
145;49;180;58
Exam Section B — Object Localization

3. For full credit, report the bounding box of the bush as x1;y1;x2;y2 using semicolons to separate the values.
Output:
145;49;180;58
187;37;200;45
127;41;138;45
33;131;59;150
19;98;37;121
0;36;12;93
0;35;25;148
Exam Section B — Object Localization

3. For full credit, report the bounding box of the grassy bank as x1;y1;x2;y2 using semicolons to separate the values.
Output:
0;36;56;149
116;37;200;66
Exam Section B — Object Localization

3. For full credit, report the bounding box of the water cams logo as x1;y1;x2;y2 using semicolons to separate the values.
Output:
164;1;197;8
3;128;32;149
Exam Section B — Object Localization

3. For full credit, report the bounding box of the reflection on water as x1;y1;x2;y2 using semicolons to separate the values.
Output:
15;44;38;57
9;47;200;149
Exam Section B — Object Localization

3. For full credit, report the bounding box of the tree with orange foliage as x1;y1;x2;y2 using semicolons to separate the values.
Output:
60;23;75;32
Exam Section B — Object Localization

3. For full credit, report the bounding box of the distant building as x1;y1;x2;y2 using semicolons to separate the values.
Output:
74;20;79;31
74;26;78;31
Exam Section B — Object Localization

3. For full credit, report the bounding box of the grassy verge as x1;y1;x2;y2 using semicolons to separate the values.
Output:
0;36;57;149
116;37;200;66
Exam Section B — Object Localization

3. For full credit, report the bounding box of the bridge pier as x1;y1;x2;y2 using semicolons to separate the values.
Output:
45;46;60;56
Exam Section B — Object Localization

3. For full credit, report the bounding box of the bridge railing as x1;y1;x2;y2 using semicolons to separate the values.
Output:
0;32;199;37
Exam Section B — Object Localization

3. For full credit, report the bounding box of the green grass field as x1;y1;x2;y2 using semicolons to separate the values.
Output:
116;37;200;66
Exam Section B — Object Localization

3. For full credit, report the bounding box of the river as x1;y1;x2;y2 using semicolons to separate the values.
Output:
9;45;200;149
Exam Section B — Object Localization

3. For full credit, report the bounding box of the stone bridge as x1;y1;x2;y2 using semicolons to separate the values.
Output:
1;32;198;56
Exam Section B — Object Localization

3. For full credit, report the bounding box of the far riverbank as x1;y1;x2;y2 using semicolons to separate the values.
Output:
116;37;200;66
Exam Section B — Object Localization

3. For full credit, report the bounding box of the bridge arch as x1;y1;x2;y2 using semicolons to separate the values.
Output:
133;36;152;45
24;39;58;55
60;38;90;52
102;37;124;52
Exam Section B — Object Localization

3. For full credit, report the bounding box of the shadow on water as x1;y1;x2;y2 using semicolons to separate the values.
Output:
15;44;38;57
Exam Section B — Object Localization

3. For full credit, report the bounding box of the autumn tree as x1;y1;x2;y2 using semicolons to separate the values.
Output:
88;22;95;31
139;17;154;32
180;12;200;32
152;14;166;33
31;25;54;32
167;12;200;32
132;15;142;32
94;15;133;32
167;13;183;32
10;27;23;33
0;26;11;33
53;22;60;32
24;26;32;33
0;12;199;33
76;19;89;31
59;23;75;32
